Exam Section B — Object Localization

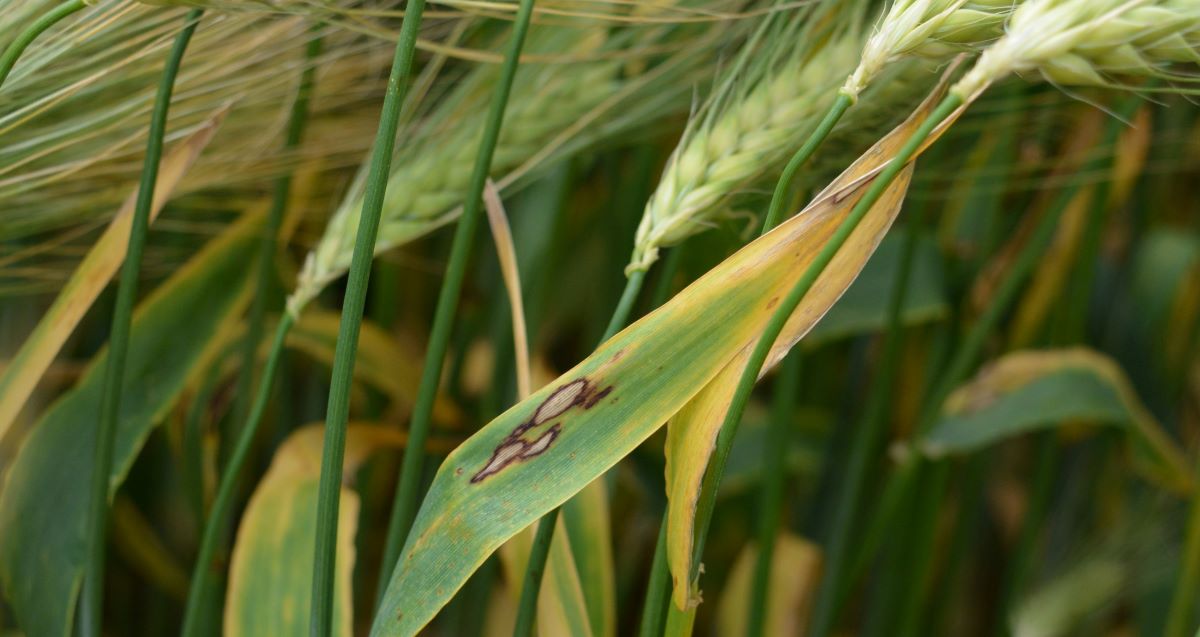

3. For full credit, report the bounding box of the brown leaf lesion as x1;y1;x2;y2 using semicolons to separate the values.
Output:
469;377;613;483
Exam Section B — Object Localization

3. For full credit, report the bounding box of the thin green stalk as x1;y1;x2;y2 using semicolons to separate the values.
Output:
761;94;854;233
1168;486;1200;637
889;461;950;637
667;93;965;633
650;245;686;308
308;0;429;633
743;100;857;632
229;33;322;436
639;94;856;636
0;0;86;89
634;256;685;637
182;360;224;531
510;269;646;630
78;10;202;637
181;314;293;637
746;352;802;637
807;219;925;637
376;0;537;596
993;432;1058;637
638;519;671;637
605;269;648;340
512;507;560;637
881;103;1144;637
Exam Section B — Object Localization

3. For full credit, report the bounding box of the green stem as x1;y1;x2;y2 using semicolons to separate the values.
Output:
376;0;537;597
79;10;202;637
308;0;430;632
181;314;294;637
880;99;1144;637
760;94;854;233
229;33;322;437
807;219;925;637
877;194;1071;636
182;360;224;531
630;258;682;637
638;519;671;637
0;0;86;89
1168;486;1200;637
639;93;853;636
667;93;964;633
742;121;842;632
746;352;802;637
993;432;1058;637
605;269;647;340
510;269;646;630
643;90;856;637
650;245;686;308
512;507;560;637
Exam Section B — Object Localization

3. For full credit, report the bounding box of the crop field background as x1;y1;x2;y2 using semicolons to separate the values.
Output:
1;0;1199;635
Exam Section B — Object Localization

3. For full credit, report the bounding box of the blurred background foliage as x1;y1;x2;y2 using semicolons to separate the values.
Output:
1;0;1199;635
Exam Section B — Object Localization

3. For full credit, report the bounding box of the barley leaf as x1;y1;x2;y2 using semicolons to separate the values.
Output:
369;78;968;635
0;110;226;442
663;78;966;607
225;423;451;636
921;348;1193;492
561;481;617;637
0;210;262;637
715;533;821;637
286;310;465;428
804;229;946;346
224;425;376;637
483;176;604;637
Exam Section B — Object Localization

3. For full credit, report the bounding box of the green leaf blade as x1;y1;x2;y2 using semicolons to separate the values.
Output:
0;214;260;637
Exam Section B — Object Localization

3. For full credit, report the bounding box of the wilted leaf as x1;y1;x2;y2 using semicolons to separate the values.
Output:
664;78;962;609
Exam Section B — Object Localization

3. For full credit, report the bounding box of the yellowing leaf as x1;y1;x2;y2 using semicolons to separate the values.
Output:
715;534;822;637
561;480;617;637
485;177;602;637
370;77;966;637
111;496;190;602
1009;187;1093;348
225;425;374;637
287;311;465;429
225;423;442;636
0;109;227;444
923;348;1192;493
663;75;961;610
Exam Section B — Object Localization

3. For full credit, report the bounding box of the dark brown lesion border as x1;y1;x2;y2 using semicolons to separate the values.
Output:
469;377;613;483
